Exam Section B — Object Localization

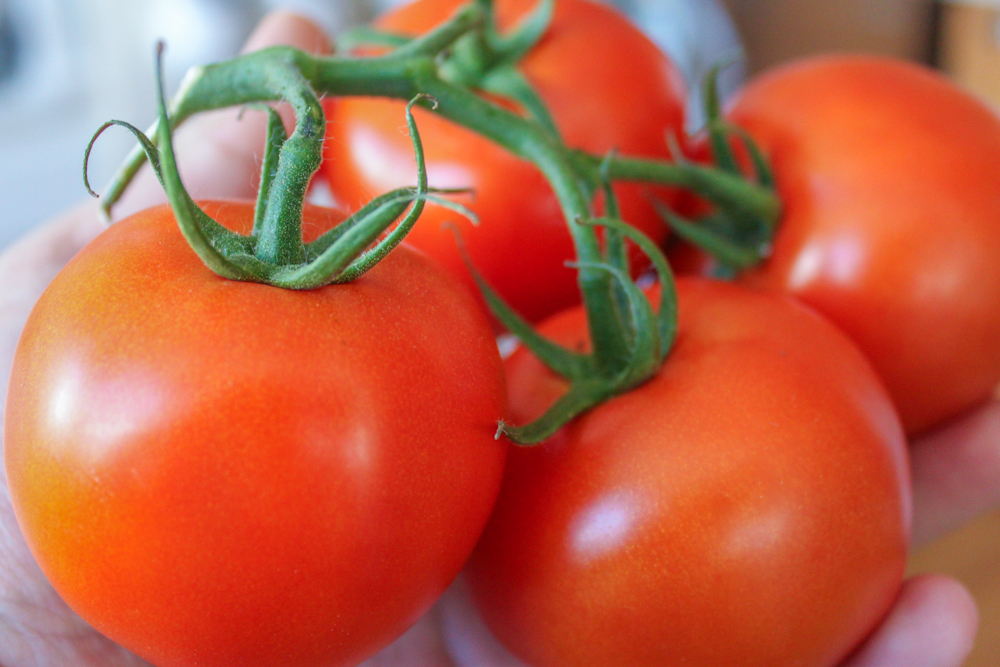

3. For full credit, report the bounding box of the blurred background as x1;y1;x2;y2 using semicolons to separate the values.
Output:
0;0;998;663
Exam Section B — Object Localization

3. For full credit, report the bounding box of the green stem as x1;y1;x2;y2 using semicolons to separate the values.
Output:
499;379;612;445
250;105;288;237
387;1;486;59
99;48;426;219
480;66;560;137
95;1;783;444
253;60;324;266
408;75;629;373
338;26;411;53
584;153;781;226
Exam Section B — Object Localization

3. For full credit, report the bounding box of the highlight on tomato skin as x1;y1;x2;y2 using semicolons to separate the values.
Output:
4;201;509;667
466;278;911;667
323;0;688;324
679;54;1000;437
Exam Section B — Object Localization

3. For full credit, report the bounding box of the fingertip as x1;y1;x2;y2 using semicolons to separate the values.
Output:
904;574;979;643
911;399;1000;546
843;574;978;667
439;577;531;667
241;10;332;56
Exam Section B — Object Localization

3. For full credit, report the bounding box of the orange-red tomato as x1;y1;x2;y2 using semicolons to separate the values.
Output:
466;278;911;667
5;201;507;667
323;0;686;322
727;56;1000;435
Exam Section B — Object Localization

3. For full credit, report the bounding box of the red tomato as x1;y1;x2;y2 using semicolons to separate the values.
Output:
5;201;507;667
466;278;910;667
725;56;1000;435
323;0;687;322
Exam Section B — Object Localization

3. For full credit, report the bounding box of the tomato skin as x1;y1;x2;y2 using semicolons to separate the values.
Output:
466;279;910;667
4;201;507;667
323;0;686;323
725;55;1000;435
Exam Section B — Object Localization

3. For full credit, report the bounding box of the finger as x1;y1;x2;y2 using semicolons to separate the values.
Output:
0;200;105;415
439;577;531;667
358;607;457;667
910;398;1000;547
114;10;332;220
840;575;978;667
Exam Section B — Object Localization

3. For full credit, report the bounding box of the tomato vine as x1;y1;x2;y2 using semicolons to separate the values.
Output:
93;0;778;442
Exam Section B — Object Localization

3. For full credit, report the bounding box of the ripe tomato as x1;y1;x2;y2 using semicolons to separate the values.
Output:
4;201;507;667
725;56;1000;435
323;0;687;322
466;278;910;667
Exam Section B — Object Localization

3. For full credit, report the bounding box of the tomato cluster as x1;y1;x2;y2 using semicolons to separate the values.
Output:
5;1;1000;667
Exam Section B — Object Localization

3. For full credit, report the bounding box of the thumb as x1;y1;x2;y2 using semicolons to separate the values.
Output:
114;10;332;220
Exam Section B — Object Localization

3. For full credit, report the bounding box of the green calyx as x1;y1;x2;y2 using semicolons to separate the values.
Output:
86;45;448;290
343;0;561;137
653;63;782;277
93;1;781;444
459;158;679;445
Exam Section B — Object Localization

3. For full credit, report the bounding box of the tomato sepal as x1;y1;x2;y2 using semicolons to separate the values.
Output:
654;201;767;273
489;219;679;445
655;64;782;275
94;52;443;290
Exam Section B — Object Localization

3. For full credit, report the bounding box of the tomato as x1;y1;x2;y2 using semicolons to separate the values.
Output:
465;278;911;667
723;55;1000;436
323;0;687;323
4;201;507;667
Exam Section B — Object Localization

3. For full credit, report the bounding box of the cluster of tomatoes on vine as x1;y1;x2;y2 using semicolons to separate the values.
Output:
5;0;1000;666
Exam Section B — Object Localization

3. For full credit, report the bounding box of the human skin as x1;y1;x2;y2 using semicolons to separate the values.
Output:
0;11;992;667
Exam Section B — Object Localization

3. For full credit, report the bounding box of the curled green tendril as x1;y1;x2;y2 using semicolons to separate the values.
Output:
84;120;164;199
